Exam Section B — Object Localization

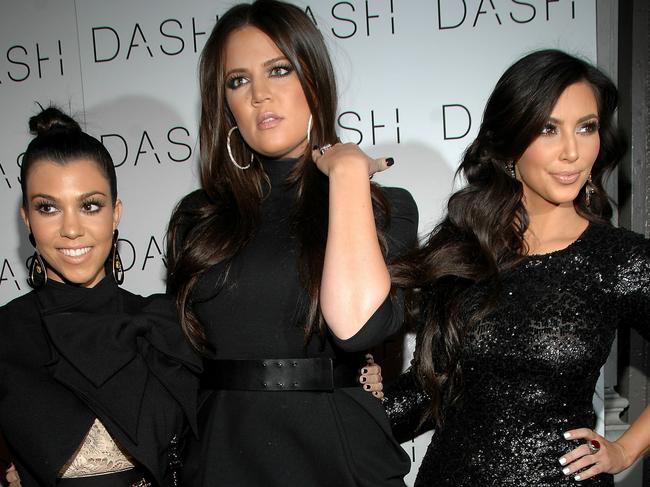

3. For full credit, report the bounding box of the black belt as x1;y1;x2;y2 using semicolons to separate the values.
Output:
203;357;359;391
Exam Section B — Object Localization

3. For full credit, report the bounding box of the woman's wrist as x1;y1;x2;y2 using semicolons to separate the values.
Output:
614;437;640;471
327;156;371;180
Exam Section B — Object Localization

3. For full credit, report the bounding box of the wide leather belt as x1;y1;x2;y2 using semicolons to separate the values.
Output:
203;357;359;391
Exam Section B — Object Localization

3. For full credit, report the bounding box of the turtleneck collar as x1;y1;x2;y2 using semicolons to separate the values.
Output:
258;155;301;187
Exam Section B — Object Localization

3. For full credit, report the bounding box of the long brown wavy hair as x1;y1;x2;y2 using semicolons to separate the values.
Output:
166;0;390;352
395;49;627;424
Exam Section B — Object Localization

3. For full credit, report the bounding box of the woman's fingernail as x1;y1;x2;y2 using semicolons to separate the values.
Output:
562;467;570;475
362;368;368;374
559;457;567;466
574;474;581;481
364;384;371;390
312;145;318;151
386;157;395;166
361;376;367;383
564;432;572;439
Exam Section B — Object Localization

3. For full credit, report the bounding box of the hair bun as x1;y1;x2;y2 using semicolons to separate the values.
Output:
29;106;81;137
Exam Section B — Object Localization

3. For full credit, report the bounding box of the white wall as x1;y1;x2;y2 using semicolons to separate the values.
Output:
0;1;597;483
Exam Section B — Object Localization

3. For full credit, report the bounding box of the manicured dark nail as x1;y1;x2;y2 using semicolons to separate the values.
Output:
362;368;368;374
386;157;395;166
364;384;371;390
312;145;318;151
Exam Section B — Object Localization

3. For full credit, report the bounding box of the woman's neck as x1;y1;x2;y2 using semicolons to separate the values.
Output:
523;201;589;255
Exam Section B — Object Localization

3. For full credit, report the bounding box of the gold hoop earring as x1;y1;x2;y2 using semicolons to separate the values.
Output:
112;229;124;285
226;126;253;170
27;233;47;289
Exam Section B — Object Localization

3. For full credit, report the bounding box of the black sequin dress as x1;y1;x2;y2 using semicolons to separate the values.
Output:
385;223;650;486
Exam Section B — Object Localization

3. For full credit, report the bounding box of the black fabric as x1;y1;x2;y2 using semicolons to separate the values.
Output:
178;157;418;486
0;277;201;487
385;223;650;486
203;357;359;391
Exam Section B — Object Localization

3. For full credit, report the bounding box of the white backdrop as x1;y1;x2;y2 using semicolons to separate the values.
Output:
0;0;597;483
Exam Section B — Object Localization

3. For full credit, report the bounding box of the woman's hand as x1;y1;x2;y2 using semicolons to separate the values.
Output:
6;464;21;487
559;429;630;481
359;354;384;400
311;143;394;178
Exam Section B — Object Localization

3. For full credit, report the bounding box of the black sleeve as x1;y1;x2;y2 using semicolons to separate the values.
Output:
332;187;419;352
614;231;650;341
383;366;433;443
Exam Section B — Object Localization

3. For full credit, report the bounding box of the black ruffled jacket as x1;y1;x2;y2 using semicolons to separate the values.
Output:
0;277;201;486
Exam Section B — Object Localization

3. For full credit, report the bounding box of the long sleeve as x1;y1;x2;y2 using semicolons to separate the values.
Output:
611;229;650;341
383;366;433;443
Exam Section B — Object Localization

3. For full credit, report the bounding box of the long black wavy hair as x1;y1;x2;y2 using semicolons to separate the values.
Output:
396;49;627;424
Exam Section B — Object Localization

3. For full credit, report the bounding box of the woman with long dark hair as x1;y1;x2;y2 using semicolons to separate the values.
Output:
371;49;650;485
166;1;417;485
0;107;201;487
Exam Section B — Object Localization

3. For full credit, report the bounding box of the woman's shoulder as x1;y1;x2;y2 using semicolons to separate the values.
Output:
588;222;649;253
0;291;41;354
0;290;38;323
380;186;418;216
376;186;419;232
375;185;419;255
585;223;650;272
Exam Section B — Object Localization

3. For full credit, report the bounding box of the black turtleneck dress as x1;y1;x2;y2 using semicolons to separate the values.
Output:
0;277;201;487
178;158;418;486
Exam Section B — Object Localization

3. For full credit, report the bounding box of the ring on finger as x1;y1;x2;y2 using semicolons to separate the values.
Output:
587;439;601;454
319;144;333;155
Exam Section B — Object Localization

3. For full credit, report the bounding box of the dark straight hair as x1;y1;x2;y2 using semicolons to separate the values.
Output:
396;49;627;424
166;0;390;352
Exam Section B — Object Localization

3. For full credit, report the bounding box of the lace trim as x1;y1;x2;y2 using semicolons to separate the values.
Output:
59;419;135;478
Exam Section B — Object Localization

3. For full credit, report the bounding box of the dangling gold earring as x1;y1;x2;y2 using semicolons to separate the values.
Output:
112;229;124;285
585;174;596;207
27;233;47;289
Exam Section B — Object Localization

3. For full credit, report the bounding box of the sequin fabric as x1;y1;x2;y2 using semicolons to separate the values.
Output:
385;223;650;486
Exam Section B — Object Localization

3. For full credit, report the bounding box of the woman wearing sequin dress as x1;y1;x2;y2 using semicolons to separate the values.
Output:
373;50;650;486
0;107;201;486
165;1;417;485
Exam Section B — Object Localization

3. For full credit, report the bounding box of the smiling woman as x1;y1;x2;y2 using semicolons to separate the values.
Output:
21;159;121;288
374;49;650;487
0;107;200;487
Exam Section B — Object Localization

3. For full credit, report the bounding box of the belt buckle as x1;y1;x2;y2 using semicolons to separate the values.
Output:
132;479;152;487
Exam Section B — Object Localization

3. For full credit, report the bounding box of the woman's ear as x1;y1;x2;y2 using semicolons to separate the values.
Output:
20;206;30;232
112;199;123;230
